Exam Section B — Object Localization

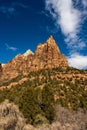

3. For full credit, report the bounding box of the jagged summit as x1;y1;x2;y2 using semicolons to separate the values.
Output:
33;35;68;70
14;50;34;59
1;36;68;80
46;35;56;43
46;35;61;54
2;64;5;67
23;49;34;57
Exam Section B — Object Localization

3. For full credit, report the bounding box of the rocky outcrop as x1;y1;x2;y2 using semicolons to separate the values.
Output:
1;53;34;81
1;36;68;81
23;49;34;57
31;36;68;70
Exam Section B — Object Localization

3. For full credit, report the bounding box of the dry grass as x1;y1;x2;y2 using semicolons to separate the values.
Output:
0;100;87;130
0;100;26;130
36;105;87;130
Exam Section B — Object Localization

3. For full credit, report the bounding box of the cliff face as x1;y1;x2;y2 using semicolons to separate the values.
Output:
1;53;34;80
1;36;68;81
31;36;68;70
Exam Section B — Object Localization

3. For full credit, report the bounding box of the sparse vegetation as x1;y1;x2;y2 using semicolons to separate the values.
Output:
0;100;87;130
0;67;87;129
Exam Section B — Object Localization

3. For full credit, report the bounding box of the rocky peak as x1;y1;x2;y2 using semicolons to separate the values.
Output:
46;35;56;44
23;49;34;57
2;64;5;67
14;54;24;59
46;35;61;54
31;35;68;70
35;36;61;57
1;36;68;81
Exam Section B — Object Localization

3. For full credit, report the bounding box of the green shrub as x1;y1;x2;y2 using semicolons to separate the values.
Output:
41;86;55;123
34;114;49;126
19;87;42;124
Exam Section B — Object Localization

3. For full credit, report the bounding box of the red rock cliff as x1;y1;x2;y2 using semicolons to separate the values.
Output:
1;36;68;81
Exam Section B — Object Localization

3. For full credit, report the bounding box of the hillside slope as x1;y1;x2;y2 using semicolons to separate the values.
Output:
0;36;87;130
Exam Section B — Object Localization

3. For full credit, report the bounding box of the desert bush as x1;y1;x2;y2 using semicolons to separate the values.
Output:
0;100;87;130
34;114;49;126
54;105;87;130
0;100;26;130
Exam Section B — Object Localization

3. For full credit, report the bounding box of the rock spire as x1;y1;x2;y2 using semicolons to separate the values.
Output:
1;36;68;81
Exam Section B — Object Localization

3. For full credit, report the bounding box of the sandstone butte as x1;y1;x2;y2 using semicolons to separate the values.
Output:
0;36;68;81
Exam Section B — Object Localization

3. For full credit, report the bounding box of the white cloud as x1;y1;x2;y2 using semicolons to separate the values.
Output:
45;0;86;50
67;54;87;69
5;43;17;51
82;0;87;8
45;0;87;69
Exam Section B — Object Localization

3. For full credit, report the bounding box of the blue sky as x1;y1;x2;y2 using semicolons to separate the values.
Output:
0;0;87;69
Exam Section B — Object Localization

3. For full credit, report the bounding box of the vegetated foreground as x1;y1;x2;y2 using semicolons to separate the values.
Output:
0;67;87;130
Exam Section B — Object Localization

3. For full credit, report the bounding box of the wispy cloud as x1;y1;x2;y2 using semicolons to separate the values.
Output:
12;2;28;9
45;0;87;69
45;0;86;50
39;10;50;17
5;43;17;51
0;2;28;16
46;25;58;34
40;25;58;34
0;6;15;15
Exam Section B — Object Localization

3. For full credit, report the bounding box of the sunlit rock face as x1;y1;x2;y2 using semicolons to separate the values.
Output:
1;36;68;81
31;35;68;70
